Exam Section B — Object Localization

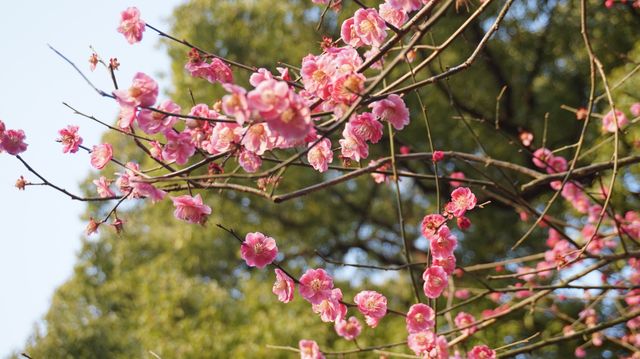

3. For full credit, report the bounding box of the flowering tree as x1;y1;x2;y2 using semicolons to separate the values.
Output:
6;0;640;358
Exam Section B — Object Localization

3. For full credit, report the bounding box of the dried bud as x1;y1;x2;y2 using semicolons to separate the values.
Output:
85;218;100;236
320;36;333;50
208;162;224;175
111;217;125;234
15;176;27;190
109;58;120;71
576;107;588;120
89;53;99;72
406;49;417;63
188;48;201;63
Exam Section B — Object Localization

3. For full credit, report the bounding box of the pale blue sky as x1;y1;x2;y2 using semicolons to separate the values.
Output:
0;1;183;356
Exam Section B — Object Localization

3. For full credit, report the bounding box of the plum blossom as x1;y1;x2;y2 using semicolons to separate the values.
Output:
185;56;233;85
370;94;410;130
340;17;365;48
379;2;408;28
240;232;278;268
308;138;333;172
430;225;458;258
93;176;115;198
247;79;290;120
57;125;83;153
299;268;334;304
339;129;369;162
335;316;362;340
388;0;423;12
312;288;347;322
631;103;640;117
432;150;444;162
354;290;387;328
347;112;383;144
242;123;274;155
1;127;28;155
423;265;448;298
454;311;477;335
408;331;448;358
163;131;196;165
468;345;496;359
222;84;250;124
421;214;446;237
299;340;324;359
449;171;465;187
532;147;552;169
115;162;166;203
457;216;471;230
137;100;181;135
602;109;628;133
114;72;158;108
406;303;435;333
433;255;456;275
171;194;211;225
117;7;145;44
353;9;388;47
90;143;113;169
273;268;295;303
238;150;262;173
445;187;477;217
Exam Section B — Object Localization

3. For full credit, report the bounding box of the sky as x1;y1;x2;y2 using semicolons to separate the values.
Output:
0;1;183;356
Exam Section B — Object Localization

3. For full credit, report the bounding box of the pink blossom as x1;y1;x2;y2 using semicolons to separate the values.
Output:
163;131;196;165
339;130;369;162
432;150;445;162
457;216;471;230
137;100;181;135
240;232;278;268
185;57;233;84
57;125;83;153
630;103;640;117
93;176;115;198
347;112;383;144
433;255;456;275
430;225;458;258
114;162;166;202
222;84;250;125
249;68;274;87
602;109;628;133
308;138;333;172
312;288;347;322
574;347;586;358
455;289;470;299
114;72;159;108
330;73;365;105
388;0;423;12
149;141;163;161
1;129;28;155
267;91;313;141
340;17;365;48
171;194;211;225
354;290;387;327
299;340;324;359
369;159;391;184
369;94;410;130
203;123;242;154
454;311;477;335
406;303;435;333
532;147;552;168
468;345;496;359
546;155;567;174
90;143;113;169
408;331;448;358
273;268;295;303
237;149;262;173
117;7;145;44
421;214;446;237
335;316;362;340
242;123;275;155
353;9;388;47
449;171;465;187
445;187;477;217
247;79;290;120
299;268;334;304
423;265;448;298
379;2;408;28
